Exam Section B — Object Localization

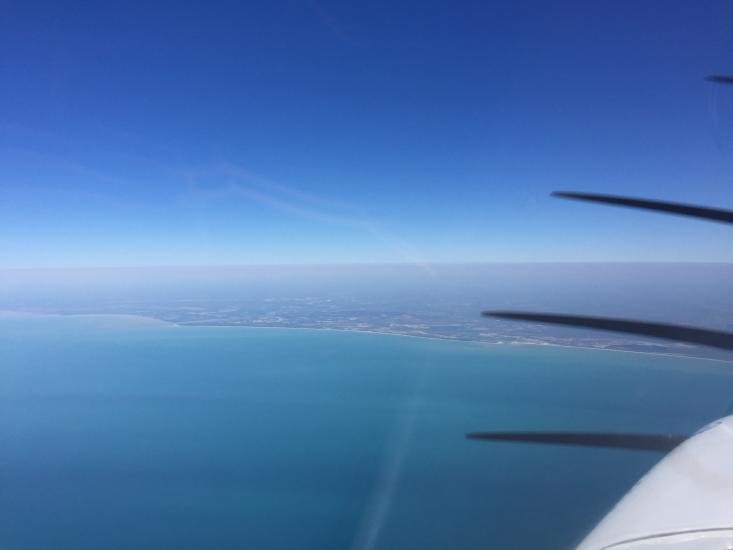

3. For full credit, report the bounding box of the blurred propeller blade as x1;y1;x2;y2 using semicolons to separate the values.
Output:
466;431;686;452
484;311;733;351
706;75;733;85
551;191;733;225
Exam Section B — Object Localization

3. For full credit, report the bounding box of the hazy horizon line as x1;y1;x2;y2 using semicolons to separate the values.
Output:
2;260;733;272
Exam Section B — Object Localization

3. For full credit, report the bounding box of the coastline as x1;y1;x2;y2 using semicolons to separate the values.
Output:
179;323;733;364
2;309;731;364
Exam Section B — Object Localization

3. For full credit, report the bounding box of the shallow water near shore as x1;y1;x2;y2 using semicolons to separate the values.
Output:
1;314;732;549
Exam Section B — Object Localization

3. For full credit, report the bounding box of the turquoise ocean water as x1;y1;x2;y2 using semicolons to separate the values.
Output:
2;314;733;549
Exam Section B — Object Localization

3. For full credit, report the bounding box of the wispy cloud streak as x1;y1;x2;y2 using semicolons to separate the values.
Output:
183;163;434;273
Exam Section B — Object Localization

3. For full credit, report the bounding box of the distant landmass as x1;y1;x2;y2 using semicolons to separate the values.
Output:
1;263;732;360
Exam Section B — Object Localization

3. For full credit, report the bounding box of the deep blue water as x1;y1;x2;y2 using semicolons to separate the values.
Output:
2;315;733;549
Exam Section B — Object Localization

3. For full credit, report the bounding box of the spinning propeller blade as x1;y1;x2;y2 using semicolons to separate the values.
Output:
706;75;733;85
552;192;733;225
484;311;733;351
466;431;686;452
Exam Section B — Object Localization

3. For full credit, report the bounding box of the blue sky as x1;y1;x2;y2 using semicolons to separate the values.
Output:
2;0;733;267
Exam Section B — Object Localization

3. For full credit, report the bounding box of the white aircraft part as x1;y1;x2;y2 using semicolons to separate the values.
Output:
577;415;733;549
